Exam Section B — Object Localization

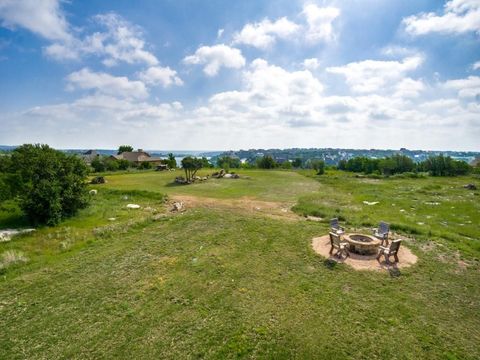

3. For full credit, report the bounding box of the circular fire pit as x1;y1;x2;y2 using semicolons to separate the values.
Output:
344;233;381;255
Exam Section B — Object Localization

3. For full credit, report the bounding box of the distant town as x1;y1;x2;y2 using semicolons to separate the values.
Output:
1;145;479;167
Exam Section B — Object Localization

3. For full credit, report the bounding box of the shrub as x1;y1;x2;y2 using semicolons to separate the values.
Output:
139;161;152;170
257;155;277;169
8;144;89;226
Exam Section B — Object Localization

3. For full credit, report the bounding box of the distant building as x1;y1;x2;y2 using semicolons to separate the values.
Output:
81;150;100;164
470;157;480;167
110;149;163;165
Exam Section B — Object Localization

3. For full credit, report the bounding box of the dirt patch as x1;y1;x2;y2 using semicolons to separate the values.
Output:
170;195;300;221
311;234;418;272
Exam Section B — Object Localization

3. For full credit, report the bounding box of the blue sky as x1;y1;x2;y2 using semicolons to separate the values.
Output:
0;0;479;150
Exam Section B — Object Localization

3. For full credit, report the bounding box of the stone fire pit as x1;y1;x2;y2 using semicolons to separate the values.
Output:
344;233;381;255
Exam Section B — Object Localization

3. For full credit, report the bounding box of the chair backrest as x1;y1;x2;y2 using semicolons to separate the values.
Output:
329;232;341;247
389;239;401;253
330;218;340;230
379;221;390;235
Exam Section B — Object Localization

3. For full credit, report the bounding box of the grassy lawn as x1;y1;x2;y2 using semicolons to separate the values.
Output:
102;169;320;202
1;170;479;359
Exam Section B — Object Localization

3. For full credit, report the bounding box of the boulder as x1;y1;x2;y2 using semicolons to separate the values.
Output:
463;184;477;190
126;204;141;209
89;189;98;196
90;176;106;184
171;202;184;212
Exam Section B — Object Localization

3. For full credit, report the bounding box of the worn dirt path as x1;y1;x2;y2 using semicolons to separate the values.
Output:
170;194;301;221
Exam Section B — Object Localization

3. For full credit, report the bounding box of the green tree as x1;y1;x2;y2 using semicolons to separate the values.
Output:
311;159;325;175
181;156;203;181
117;145;133;154
9;144;89;225
117;159;131;170
257;155;277;169
292;158;302;168
166;153;177;169
91;157;106;172
217;156;241;170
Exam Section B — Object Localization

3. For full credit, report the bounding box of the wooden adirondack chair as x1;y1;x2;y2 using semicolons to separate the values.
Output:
376;239;401;264
373;221;390;245
330;218;345;234
329;232;349;259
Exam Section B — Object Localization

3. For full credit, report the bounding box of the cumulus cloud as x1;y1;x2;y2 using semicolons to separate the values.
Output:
473;61;480;70
66;68;148;99
403;0;480;36
232;17;300;49
443;75;480;98
327;56;424;93
183;44;246;76
302;4;340;43
138;66;183;87
45;13;159;66
303;58;320;70
0;0;72;41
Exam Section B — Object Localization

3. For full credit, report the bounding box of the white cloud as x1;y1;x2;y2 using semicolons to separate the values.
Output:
66;68;148;99
303;58;320;70
393;78;426;98
403;0;480;36
205;58;324;124
217;28;224;38
444;75;480;98
0;0;72;41
45;13;159;66
139;66;183;87
183;44;246;76
232;17;300;49
302;4;340;43
472;61;480;70
327;56;424;93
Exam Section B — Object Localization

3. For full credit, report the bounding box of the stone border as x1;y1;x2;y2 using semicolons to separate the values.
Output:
312;235;418;272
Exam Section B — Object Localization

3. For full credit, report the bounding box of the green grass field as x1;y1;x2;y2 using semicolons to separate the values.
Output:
1;170;479;359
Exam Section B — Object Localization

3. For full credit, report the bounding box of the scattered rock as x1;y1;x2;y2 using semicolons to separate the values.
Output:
108;217;116;221
463;183;477;190
363;201;379;205
224;173;233;178
89;189;98;196
425;201;440;205
306;215;322;222
171;202;184;212
152;214;167;220
0;229;35;242
212;169;226;178
126;204;141;209
90;176;106;184
175;176;188;184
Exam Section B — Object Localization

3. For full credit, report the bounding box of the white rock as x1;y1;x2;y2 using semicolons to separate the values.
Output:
89;189;98;195
0;228;35;242
363;201;379;205
126;204;141;209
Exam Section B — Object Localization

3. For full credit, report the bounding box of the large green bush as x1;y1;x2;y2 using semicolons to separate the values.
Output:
6;144;89;226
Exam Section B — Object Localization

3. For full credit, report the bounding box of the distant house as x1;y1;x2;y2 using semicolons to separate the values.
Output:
111;149;163;166
81;150;100;164
470;157;480;167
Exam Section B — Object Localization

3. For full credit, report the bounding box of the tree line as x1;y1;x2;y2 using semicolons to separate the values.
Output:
337;154;473;176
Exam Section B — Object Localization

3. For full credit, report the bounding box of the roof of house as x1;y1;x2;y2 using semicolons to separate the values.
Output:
114;151;162;163
470;157;480;167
